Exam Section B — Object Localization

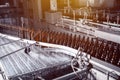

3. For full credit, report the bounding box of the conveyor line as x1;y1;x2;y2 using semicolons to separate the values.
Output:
0;39;22;47
17;53;33;72
0;43;35;59
0;39;71;77
6;57;18;76
0;37;9;44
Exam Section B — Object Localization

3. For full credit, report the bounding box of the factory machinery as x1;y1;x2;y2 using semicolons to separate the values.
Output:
0;34;74;80
0;23;120;80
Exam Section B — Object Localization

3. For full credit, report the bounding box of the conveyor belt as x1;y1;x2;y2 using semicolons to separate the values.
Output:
0;37;72;79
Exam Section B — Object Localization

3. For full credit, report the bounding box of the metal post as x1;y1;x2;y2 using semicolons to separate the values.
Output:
103;10;105;18
106;13;109;25
117;14;119;25
73;10;76;26
73;10;76;32
62;16;64;28
96;10;98;22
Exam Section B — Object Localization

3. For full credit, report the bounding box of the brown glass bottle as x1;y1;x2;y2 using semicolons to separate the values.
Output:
111;49;118;65
100;47;106;60
101;41;109;61
96;40;104;59
84;37;89;52
90;43;96;57
117;59;120;67
105;43;114;62
86;38;94;54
